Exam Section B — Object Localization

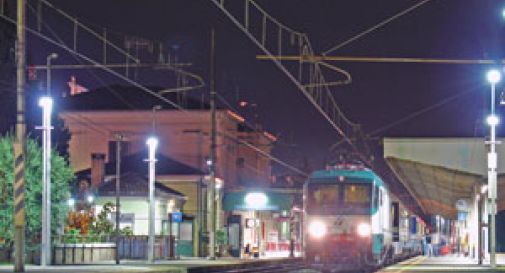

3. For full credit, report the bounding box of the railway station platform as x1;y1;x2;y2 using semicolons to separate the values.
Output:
379;254;505;272
0;257;302;273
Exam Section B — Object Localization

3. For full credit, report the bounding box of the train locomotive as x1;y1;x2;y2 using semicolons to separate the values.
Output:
303;164;425;271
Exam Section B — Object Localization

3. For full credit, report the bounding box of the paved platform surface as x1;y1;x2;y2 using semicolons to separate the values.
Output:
0;257;301;273
378;255;505;273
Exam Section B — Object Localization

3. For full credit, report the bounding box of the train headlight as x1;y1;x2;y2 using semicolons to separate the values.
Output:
308;220;327;239
357;223;371;237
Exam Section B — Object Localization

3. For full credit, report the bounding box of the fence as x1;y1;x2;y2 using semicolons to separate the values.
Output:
0;235;177;264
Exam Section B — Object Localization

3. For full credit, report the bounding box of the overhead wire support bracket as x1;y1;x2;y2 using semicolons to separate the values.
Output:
211;0;372;165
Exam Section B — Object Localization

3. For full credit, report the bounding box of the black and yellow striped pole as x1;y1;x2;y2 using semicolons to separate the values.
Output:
14;0;26;271
13;143;25;227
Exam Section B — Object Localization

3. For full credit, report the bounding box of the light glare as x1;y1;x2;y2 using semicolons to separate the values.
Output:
357;222;372;237
146;136;159;148
244;192;268;208
487;70;501;84
38;96;53;109
487;115;500;126
308;221;327;239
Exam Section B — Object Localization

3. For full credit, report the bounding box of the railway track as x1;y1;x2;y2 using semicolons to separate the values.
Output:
218;263;309;273
187;259;310;273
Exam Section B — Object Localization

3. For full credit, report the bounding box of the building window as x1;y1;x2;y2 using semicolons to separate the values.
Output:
236;157;245;168
108;140;130;162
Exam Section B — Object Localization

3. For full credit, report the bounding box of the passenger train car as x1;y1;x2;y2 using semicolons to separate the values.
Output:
303;164;425;271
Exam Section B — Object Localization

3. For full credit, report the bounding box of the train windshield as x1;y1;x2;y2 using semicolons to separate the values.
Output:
343;184;370;204
307;182;371;215
308;184;340;208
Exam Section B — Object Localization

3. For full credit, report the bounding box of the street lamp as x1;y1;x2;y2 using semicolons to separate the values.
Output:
486;69;500;268
39;53;57;267
146;136;158;263
38;96;53;267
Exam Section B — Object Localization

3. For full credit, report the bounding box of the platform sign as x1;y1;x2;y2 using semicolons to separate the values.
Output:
411;216;417;234
457;211;467;221
171;212;183;223
455;199;469;212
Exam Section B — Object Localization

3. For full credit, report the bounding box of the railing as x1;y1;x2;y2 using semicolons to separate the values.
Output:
50;235;176;264
117;235;176;260
52;234;112;244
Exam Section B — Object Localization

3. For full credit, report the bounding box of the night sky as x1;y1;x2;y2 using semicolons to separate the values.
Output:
4;0;505;173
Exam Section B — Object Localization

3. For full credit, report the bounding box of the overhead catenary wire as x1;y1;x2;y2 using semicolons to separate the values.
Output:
211;0;372;167
369;85;479;137
25;1;138;110
212;93;307;176
322;0;433;55
256;55;505;65
35;0;205;94
0;9;306;177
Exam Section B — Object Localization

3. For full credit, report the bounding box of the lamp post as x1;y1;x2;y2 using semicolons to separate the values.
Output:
38;53;57;268
38;96;53;267
114;134;123;265
486;69;500;268
146;136;158;263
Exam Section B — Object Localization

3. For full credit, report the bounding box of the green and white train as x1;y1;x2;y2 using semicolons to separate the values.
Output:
303;164;426;271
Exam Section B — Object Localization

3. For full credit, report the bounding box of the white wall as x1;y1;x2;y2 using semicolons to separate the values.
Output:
95;197;178;235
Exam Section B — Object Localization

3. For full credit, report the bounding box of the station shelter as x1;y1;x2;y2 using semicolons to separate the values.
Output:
222;188;302;258
384;138;505;262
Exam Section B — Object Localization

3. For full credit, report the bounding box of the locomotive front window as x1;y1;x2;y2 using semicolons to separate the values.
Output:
307;181;372;214
308;184;340;208
343;184;370;204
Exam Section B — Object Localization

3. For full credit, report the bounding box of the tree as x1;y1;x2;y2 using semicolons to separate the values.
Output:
0;1;72;161
0;135;74;249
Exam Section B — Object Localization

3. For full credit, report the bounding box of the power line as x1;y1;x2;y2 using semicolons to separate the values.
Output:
322;0;433;55
0;13;184;110
257;55;505;65
211;0;371;167
369;86;478;137
25;1;138;110
34;0;205;94
1;2;311;176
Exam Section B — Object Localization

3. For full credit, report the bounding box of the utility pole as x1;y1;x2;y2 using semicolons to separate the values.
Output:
207;29;216;259
115;133;123;265
14;0;26;271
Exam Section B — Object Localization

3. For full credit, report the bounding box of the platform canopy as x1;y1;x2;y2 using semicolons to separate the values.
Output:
222;190;296;211
384;138;505;219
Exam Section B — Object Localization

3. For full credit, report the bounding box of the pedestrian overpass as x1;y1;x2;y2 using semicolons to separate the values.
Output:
384;138;505;263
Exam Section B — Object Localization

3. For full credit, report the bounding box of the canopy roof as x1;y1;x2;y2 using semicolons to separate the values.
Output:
384;138;505;219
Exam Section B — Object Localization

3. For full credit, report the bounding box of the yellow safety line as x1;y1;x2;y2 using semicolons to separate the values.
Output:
385;256;427;273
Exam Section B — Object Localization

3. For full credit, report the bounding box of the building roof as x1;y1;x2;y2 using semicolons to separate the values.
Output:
96;172;185;199
76;151;205;178
62;84;209;111
383;138;499;219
